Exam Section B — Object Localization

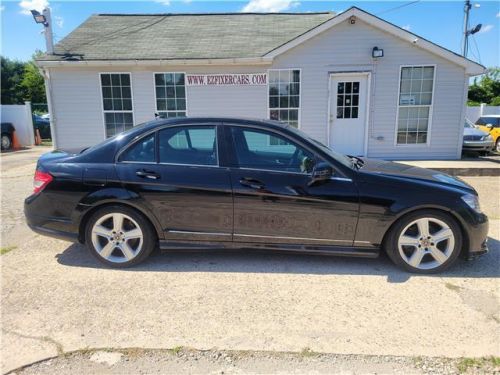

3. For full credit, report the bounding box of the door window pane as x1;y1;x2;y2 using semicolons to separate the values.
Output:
159;126;217;166
231;127;315;174
336;81;359;119
119;133;155;163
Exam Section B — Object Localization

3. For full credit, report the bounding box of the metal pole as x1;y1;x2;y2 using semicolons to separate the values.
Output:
462;0;471;56
42;8;54;54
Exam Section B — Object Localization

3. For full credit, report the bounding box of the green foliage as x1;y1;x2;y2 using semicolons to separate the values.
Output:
1;57;25;104
1;52;46;105
468;67;500;105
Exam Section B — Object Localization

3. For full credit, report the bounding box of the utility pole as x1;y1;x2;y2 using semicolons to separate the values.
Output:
462;0;482;57
462;0;471;57
43;8;54;54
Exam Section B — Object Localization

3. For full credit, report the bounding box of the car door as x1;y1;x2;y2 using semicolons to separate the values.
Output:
226;124;359;247
115;124;233;242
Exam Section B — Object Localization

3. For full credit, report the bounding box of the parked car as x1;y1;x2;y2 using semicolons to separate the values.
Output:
1;122;15;150
33;114;51;140
24;117;488;273
475;115;500;152
462;119;494;154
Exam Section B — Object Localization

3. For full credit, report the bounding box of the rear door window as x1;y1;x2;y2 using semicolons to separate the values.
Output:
158;126;218;166
119;133;156;163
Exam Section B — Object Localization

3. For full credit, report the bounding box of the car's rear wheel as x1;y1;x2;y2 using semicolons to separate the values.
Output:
385;210;462;274
85;205;156;268
1;133;12;150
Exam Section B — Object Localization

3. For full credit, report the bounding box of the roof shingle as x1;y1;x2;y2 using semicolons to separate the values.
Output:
43;12;335;61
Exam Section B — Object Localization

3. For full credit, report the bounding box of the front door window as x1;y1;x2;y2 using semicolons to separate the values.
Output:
231;127;315;174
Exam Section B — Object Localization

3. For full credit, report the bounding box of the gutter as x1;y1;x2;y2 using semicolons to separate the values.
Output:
38;66;58;149
36;57;274;68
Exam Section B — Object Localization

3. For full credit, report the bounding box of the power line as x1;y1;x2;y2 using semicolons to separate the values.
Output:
471;34;482;64
377;1;421;16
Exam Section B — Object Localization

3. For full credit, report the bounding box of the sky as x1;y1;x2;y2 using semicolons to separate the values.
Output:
0;0;499;69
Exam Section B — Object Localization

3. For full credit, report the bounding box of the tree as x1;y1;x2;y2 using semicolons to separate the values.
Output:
0;52;47;105
468;67;500;106
1;56;25;104
19;60;46;104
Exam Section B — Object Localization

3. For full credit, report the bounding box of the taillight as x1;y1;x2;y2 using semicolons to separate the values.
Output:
33;170;53;194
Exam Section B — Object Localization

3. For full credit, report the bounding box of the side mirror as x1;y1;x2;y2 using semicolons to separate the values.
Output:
486;123;493;129
309;162;333;186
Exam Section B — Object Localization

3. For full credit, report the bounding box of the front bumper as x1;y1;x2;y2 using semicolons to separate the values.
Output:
463;140;494;151
463;211;489;260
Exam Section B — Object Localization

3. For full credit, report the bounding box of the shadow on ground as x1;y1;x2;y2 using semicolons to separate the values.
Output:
56;237;499;283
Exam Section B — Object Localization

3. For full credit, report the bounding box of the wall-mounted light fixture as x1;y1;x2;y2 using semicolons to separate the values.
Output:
372;46;384;58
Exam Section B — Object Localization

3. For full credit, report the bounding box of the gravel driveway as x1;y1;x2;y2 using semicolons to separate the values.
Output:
1;148;499;373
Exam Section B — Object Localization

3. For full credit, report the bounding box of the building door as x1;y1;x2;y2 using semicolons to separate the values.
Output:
329;73;369;156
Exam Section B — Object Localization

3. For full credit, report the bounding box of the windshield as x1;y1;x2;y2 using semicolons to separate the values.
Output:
464;119;475;128
285;125;353;168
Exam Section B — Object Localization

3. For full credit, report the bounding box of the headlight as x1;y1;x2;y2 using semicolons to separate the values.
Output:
485;135;493;142
461;194;482;213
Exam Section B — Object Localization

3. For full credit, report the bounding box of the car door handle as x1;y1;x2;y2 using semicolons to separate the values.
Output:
136;169;160;180
239;177;265;190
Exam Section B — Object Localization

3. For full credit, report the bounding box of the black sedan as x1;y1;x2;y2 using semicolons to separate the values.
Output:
24;118;489;273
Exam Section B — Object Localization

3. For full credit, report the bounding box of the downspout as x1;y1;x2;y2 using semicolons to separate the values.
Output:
38;66;57;149
456;73;469;159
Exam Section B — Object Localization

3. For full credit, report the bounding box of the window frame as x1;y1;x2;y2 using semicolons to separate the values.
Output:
267;68;302;131
394;64;436;147
99;72;135;139
115;123;221;167
153;72;188;119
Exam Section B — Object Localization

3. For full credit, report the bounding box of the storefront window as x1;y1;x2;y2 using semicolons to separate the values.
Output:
100;73;134;138
397;66;434;145
268;69;300;128
155;73;187;118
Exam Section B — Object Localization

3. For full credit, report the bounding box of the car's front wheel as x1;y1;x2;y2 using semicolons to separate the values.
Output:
385;210;462;274
85;205;156;268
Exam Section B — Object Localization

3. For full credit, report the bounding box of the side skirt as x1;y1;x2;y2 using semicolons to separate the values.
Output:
159;240;379;258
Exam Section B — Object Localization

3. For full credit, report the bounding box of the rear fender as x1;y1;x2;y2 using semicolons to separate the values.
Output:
74;188;164;243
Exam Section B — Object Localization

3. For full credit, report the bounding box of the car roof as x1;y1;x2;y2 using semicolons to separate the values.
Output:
136;116;291;133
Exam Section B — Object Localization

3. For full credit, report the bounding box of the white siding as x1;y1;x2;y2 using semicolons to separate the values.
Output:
272;19;467;159
48;18;469;159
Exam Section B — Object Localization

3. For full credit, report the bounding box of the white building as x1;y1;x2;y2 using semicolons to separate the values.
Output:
37;7;484;159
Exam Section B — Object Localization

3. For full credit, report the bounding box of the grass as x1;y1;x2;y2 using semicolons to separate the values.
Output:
300;347;319;357
444;282;462;292
39;140;53;147
170;346;183;355
0;246;17;255
456;357;500;373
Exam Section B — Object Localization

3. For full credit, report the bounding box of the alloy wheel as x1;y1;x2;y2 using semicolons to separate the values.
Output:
397;217;455;270
496;140;500;153
91;213;143;263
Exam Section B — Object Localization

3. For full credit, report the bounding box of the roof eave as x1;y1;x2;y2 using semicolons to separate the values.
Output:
36;56;274;68
264;7;485;76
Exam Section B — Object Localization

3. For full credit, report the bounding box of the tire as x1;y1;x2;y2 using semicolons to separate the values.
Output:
496;139;500;153
384;209;462;274
85;205;156;268
1;133;12;150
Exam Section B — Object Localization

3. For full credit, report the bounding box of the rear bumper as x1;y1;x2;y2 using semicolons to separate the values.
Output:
28;223;78;242
25;196;79;242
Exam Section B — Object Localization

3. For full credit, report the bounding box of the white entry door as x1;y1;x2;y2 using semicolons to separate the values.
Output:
329;74;369;156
